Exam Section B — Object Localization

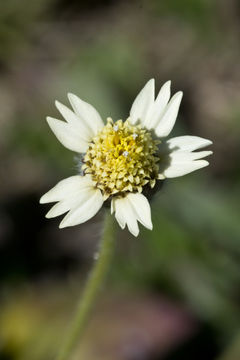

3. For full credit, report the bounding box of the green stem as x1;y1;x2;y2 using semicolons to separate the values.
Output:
56;211;116;360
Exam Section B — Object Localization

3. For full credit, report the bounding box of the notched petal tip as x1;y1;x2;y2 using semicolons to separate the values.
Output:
155;90;183;137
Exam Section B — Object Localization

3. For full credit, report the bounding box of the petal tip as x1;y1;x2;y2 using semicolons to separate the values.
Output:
67;92;79;103
148;223;153;231
55;100;62;110
39;194;49;204
202;160;209;166
59;221;66;229
146;78;155;89
67;92;75;100
131;229;139;237
39;196;45;204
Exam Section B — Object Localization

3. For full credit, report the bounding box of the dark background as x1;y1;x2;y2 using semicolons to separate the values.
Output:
0;0;240;359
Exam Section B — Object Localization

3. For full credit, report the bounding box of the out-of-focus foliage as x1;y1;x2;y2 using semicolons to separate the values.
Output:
0;0;240;359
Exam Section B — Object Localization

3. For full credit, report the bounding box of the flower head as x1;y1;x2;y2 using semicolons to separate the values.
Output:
40;79;212;236
83;118;159;198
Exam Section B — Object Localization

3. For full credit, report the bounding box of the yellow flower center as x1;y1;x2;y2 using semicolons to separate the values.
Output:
83;118;160;198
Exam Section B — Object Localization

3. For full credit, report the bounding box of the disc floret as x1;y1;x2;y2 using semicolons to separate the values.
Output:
83;118;160;198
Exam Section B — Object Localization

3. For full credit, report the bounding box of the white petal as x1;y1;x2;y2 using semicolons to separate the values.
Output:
166;136;213;152
46;117;89;153
159;136;212;178
68;93;104;136
125;216;139;237
129;79;155;126
112;197;139;236
46;201;72;218
126;193;152;230
112;193;153;236
40;175;103;227
112;197;127;230
45;187;95;218
40;175;94;204
59;189;104;228
162;159;209;178
55;101;92;141
170;151;213;162
144;80;171;129
155;91;183;137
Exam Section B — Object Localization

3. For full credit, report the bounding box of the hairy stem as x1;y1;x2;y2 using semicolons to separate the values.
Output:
56;212;116;360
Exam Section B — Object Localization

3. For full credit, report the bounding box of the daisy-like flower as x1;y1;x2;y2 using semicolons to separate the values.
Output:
40;79;212;236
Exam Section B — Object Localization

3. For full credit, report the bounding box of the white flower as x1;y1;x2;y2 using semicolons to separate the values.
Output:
40;79;212;236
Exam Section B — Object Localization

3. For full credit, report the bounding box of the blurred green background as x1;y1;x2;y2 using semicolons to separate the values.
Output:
0;0;240;359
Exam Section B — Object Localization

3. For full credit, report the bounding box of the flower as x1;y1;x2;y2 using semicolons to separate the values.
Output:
40;79;212;236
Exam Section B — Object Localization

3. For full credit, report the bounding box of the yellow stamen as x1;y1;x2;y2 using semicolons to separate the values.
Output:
83;118;160;197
